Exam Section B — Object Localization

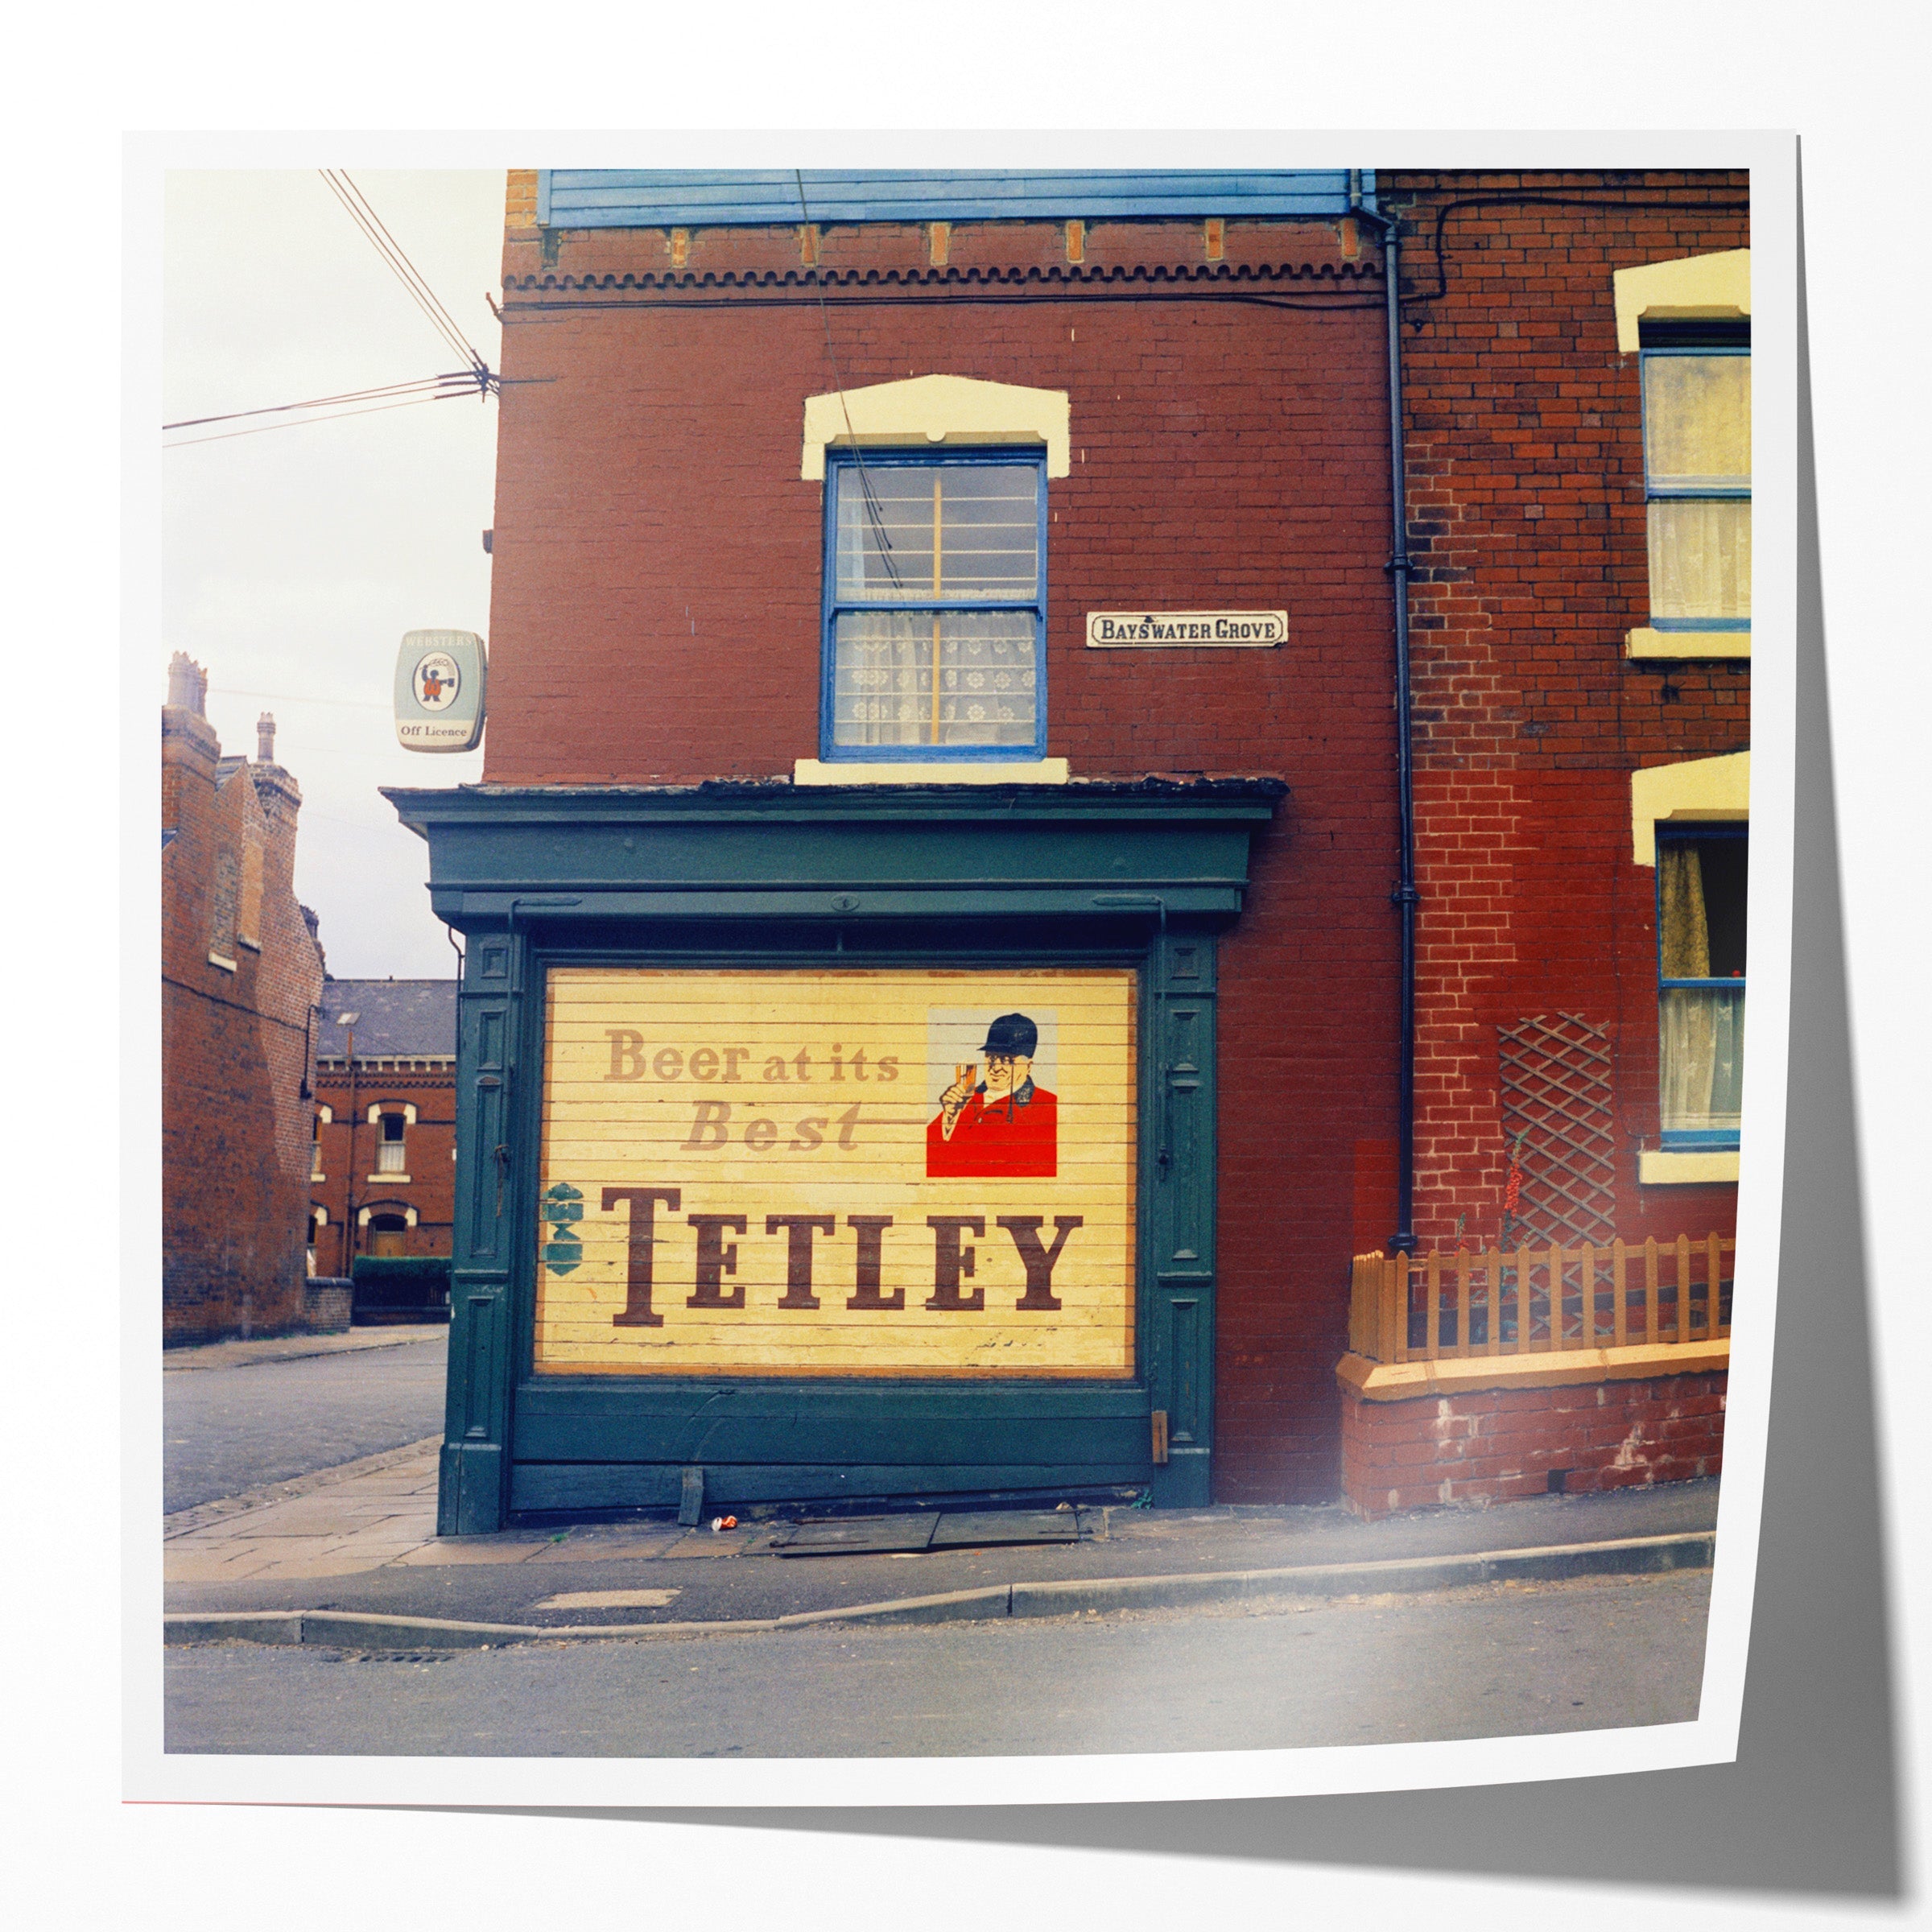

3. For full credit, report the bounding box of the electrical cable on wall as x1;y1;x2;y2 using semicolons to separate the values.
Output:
794;169;903;589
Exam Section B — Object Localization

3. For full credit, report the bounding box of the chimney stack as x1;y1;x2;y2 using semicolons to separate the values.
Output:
167;653;208;716
257;712;277;763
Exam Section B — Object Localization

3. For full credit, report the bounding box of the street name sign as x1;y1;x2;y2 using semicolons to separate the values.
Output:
1085;609;1287;648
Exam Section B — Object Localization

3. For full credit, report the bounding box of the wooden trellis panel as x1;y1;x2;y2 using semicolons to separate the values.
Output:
1496;1013;1617;1248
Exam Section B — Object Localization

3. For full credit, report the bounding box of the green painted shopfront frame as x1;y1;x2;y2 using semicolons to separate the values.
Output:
387;778;1280;1534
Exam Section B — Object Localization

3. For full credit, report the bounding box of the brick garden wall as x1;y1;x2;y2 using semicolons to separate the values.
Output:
1340;1368;1727;1517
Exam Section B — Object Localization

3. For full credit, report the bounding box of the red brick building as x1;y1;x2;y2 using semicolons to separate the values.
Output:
390;170;1749;1532
1339;175;1749;1513
162;654;327;1343
309;979;458;1275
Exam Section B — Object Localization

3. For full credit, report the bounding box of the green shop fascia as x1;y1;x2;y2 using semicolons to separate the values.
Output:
386;777;1280;1534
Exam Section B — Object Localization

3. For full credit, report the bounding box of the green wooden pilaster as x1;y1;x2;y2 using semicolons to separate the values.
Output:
437;924;524;1535
1145;931;1216;1505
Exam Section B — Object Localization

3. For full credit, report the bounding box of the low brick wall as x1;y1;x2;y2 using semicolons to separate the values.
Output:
1340;1369;1726;1519
303;1278;354;1335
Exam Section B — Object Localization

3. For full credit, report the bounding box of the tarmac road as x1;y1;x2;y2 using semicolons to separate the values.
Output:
165;1567;1711;1757
163;1335;448;1513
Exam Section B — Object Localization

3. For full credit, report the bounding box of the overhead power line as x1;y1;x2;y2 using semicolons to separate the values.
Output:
163;392;456;449
163;175;500;448
318;169;492;378
164;370;487;436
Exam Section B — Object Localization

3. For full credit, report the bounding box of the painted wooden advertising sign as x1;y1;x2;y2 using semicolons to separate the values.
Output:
535;968;1138;1378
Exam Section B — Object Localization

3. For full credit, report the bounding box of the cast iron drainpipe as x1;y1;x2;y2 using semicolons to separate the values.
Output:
1349;169;1418;1256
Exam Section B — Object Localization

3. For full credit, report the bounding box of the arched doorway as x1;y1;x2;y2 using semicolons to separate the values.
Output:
366;1213;410;1258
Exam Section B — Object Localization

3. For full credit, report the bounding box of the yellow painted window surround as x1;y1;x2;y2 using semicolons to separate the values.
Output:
802;375;1073;782
1641;1148;1740;1187
1614;250;1751;663
1633;754;1748;1185
1630;753;1748;869
800;374;1071;481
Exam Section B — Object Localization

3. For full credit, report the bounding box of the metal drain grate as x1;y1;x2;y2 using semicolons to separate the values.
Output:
1496;1012;1618;1246
770;1510;1083;1556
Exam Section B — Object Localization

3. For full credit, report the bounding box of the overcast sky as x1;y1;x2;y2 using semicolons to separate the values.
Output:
163;170;505;980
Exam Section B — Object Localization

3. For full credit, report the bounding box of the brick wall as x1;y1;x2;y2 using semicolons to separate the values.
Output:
162;675;325;1343
1340;1368;1727;1517
1381;172;1751;1250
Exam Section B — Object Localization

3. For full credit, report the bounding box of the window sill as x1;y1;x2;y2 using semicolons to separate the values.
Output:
794;758;1071;786
1640;1148;1740;1186
368;1174;412;1186
207;952;238;973
1626;628;1751;660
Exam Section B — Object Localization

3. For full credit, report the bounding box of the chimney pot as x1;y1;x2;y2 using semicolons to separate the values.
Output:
257;712;276;763
167;653;208;716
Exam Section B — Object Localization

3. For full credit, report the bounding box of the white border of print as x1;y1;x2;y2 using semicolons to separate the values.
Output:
124;126;1794;1812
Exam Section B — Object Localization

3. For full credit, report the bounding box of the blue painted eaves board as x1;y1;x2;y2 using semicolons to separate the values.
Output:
538;169;1377;228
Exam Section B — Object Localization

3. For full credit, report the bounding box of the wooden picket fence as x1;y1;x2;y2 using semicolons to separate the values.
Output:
1349;1235;1734;1365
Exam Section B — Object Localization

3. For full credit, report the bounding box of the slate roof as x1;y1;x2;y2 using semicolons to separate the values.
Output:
317;979;457;1059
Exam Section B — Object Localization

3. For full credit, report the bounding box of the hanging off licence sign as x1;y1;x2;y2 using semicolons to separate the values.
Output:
1085;609;1287;647
394;629;487;751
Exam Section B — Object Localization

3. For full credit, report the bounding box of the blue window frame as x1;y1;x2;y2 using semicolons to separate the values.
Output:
1639;330;1751;633
1656;823;1747;1150
820;448;1048;762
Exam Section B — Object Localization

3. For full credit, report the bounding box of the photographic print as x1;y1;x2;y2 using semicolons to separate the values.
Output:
139;141;1791;1805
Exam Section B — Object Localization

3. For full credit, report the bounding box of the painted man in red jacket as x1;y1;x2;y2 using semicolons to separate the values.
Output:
926;1012;1058;1179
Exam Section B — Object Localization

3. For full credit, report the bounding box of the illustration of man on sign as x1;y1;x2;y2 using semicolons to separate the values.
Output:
927;1012;1058;1179
414;651;459;709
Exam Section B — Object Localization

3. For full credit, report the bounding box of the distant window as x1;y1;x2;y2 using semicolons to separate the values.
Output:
1657;827;1747;1148
1641;327;1750;632
822;449;1046;761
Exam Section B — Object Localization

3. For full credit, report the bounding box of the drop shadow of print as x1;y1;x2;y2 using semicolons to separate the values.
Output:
415;154;1903;1901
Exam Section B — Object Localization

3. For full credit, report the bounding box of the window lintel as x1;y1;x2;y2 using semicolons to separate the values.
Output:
1631;752;1749;867
802;374;1071;481
1614;250;1750;355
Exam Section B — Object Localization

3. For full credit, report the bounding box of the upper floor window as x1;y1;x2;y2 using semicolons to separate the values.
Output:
1641;324;1750;633
1657;824;1747;1149
821;448;1046;762
377;1110;408;1172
